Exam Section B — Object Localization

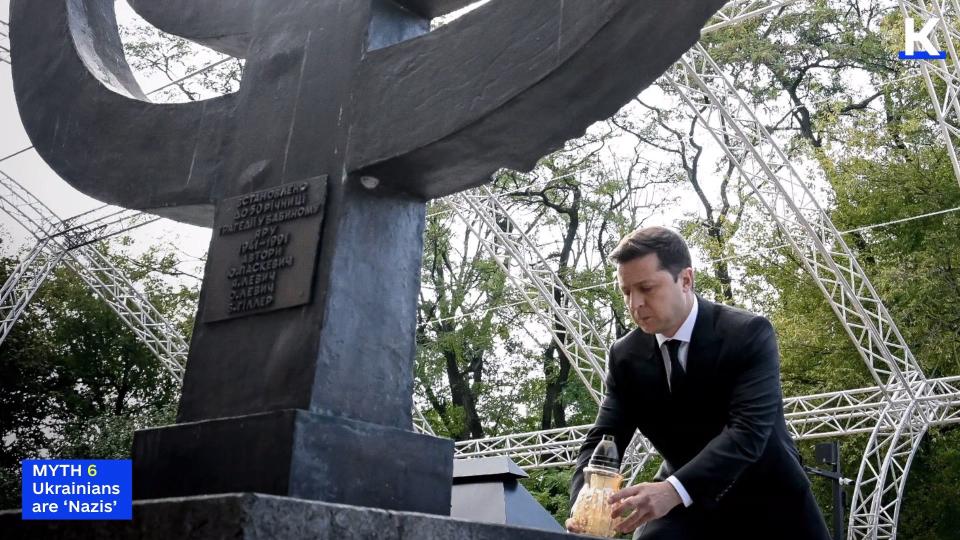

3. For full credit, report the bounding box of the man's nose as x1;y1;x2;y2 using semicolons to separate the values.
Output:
630;292;644;310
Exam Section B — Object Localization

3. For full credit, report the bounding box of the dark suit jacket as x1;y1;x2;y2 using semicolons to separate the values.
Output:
570;297;823;536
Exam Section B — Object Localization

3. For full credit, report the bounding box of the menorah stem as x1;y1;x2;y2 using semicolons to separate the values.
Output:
132;178;453;513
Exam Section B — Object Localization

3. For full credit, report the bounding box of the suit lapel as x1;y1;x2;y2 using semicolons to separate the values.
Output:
626;332;670;403
625;297;722;402
685;295;721;382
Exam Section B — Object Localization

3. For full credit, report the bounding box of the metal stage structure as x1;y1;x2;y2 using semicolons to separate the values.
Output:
0;173;185;379
2;1;959;538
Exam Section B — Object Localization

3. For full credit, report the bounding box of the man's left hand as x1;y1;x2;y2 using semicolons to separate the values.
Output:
607;481;682;534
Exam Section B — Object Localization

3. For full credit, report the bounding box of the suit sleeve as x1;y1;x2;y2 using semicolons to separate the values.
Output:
569;345;637;510
673;315;782;508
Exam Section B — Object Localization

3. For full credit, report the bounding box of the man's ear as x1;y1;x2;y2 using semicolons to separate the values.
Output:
682;267;695;292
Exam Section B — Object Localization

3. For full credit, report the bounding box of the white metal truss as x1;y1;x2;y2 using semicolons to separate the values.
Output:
703;0;798;34
0;205;148;343
453;375;960;469
0;237;68;343
63;244;189;380
896;0;960;189
663;44;934;540
0;20;9;65
456;424;594;470
0;171;188;380
413;408;436;435
849;399;927;539
671;45;926;399
447;191;609;404
49;205;161;248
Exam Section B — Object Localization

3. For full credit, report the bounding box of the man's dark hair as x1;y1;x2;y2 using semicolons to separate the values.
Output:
608;226;692;281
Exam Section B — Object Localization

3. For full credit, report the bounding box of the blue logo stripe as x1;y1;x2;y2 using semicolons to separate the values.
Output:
899;50;948;60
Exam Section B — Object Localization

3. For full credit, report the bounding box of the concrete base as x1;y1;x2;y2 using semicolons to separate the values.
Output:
132;409;454;515
1;493;580;539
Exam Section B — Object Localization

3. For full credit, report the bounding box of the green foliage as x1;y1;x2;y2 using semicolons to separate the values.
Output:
829;144;960;379
0;236;196;509
521;468;574;523
898;427;960;540
416;200;533;439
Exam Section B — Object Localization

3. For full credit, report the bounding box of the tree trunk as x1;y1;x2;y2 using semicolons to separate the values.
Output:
444;349;484;440
707;223;736;304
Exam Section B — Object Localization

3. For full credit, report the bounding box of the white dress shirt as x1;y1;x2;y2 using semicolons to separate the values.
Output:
654;296;699;508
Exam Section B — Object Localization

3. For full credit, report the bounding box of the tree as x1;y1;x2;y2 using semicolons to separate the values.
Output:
0;235;198;509
497;146;603;431
610;97;750;305
415;201;527;440
119;16;242;102
700;5;960;535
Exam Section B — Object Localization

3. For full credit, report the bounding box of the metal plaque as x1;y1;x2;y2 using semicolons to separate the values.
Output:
202;176;327;322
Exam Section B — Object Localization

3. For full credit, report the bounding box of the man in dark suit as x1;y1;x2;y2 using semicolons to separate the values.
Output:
566;227;830;539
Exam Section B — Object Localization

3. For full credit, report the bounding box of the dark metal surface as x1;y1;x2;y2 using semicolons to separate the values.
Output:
12;0;234;226
125;0;477;57
351;0;728;200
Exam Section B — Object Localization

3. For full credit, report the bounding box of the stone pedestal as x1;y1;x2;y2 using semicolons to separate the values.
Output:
132;410;453;515
1;493;580;540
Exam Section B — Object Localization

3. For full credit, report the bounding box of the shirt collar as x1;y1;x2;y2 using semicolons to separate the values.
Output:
656;296;699;347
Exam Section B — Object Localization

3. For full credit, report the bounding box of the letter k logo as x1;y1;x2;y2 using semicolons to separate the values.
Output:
900;17;947;60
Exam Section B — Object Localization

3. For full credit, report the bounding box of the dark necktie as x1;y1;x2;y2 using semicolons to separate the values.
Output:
665;339;684;393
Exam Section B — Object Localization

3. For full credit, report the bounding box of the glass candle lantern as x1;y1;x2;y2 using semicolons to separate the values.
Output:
569;435;623;537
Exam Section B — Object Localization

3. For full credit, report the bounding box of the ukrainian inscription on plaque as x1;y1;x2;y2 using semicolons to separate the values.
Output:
203;176;327;322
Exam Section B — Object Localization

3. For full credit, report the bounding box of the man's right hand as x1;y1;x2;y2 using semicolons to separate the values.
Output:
565;517;584;534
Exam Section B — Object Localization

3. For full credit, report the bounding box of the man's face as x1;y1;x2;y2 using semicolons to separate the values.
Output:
617;253;694;336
